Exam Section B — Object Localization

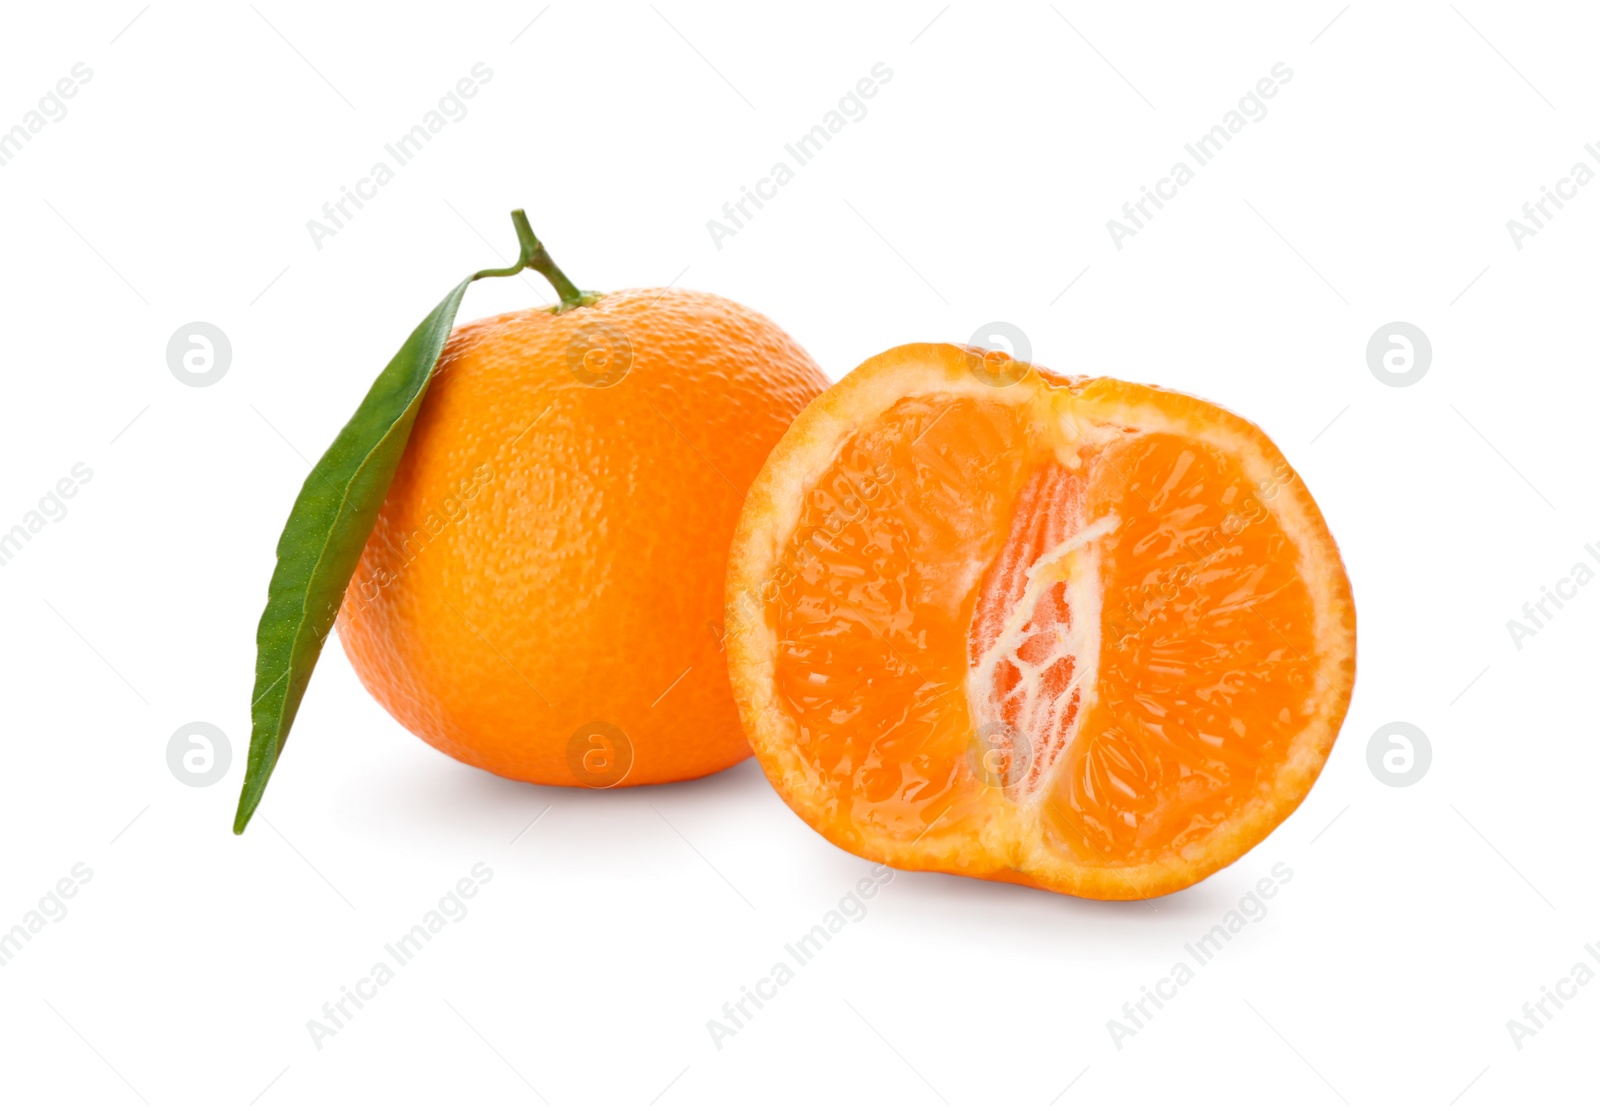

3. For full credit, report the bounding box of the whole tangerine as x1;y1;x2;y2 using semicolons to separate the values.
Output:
337;259;827;789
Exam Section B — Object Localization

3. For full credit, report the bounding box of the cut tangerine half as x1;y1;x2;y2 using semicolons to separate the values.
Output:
726;344;1355;899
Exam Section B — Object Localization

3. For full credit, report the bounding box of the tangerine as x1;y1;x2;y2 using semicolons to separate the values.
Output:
726;343;1356;898
338;284;827;787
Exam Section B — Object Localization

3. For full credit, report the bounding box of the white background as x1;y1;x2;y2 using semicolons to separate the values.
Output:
1;1;1595;1107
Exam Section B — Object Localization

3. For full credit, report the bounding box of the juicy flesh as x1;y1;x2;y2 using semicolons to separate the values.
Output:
769;393;1320;870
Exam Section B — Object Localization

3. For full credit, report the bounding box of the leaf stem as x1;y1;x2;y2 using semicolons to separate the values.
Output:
476;209;593;312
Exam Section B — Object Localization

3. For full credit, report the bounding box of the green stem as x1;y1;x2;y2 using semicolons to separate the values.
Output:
475;209;591;312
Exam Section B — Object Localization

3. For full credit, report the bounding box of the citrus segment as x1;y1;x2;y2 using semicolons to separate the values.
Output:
767;394;1031;839
1046;431;1320;871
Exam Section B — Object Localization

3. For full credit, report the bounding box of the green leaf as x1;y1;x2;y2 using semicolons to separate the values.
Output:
234;210;567;833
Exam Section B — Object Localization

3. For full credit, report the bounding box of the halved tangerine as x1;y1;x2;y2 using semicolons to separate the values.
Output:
726;343;1355;899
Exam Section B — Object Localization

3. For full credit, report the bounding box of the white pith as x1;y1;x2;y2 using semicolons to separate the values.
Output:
966;512;1120;802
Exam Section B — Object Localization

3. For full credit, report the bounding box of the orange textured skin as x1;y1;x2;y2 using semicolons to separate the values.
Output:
337;288;828;787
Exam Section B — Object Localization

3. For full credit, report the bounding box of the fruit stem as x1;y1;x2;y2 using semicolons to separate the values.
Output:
475;210;592;312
